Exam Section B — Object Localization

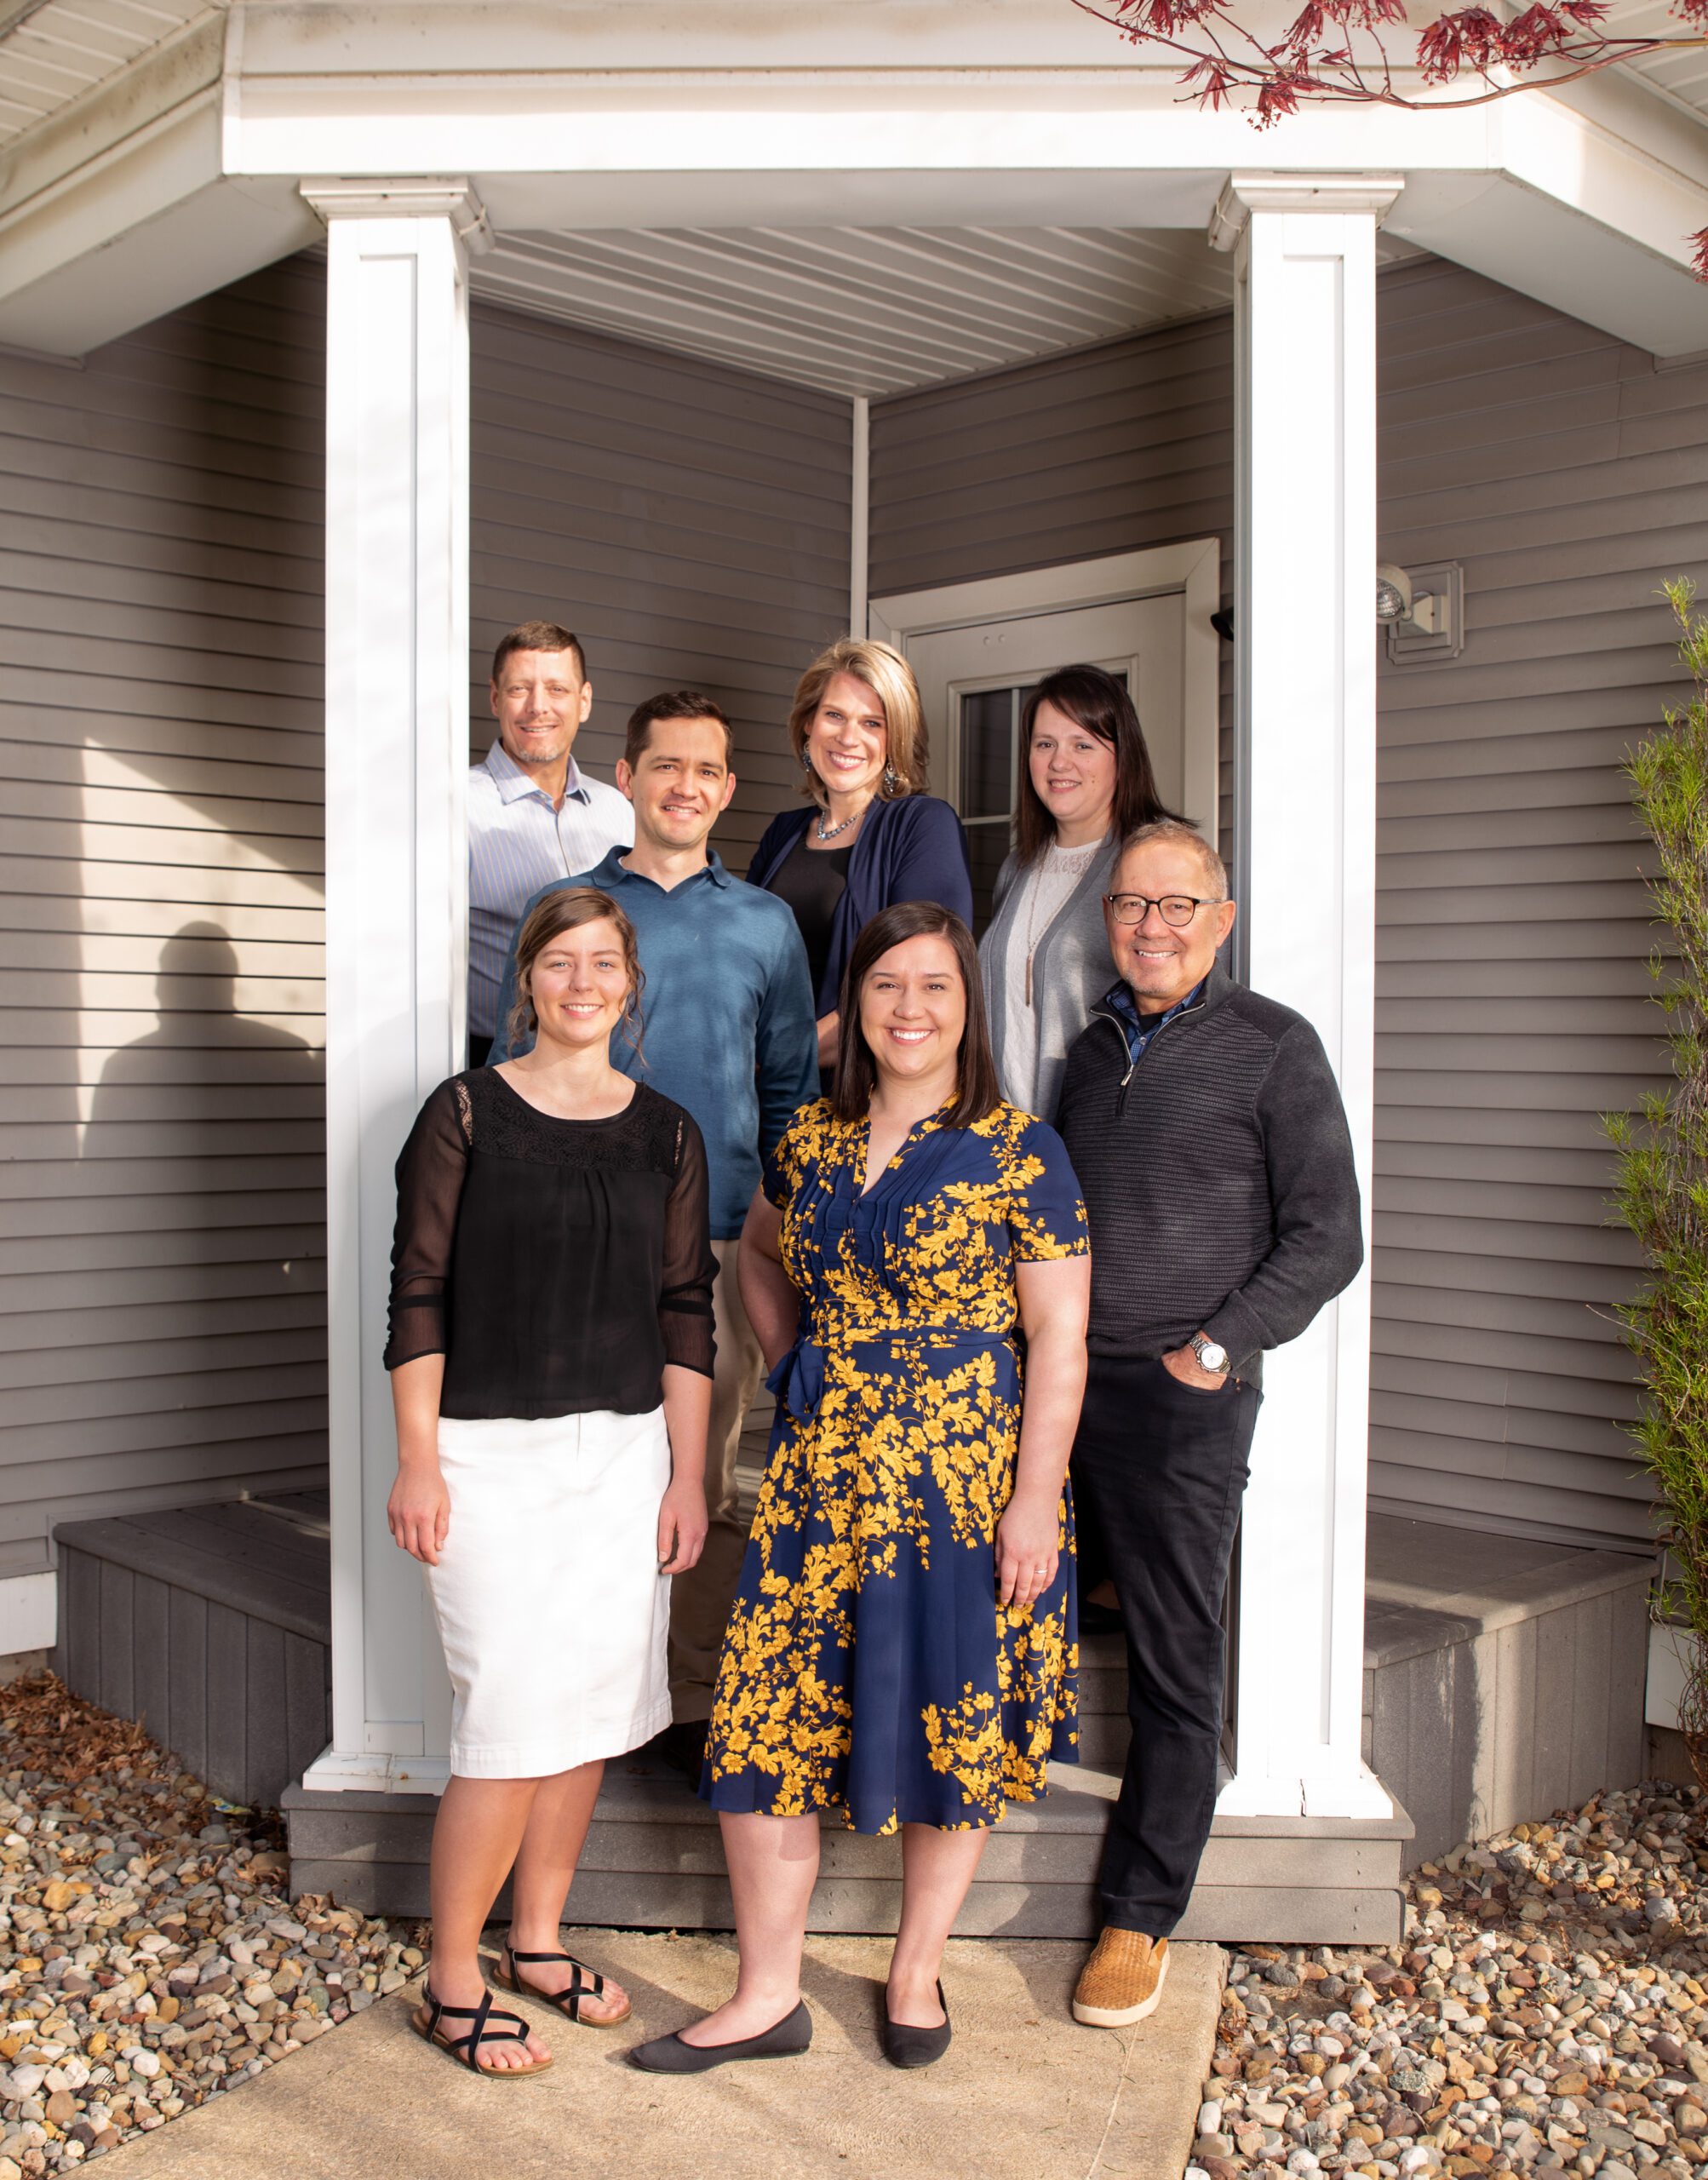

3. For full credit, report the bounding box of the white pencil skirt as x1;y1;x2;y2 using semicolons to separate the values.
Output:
427;1407;673;1778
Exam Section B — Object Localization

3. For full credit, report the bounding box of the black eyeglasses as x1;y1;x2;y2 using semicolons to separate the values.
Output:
1103;892;1222;928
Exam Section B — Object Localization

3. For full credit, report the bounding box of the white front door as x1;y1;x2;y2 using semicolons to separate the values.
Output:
870;544;1222;932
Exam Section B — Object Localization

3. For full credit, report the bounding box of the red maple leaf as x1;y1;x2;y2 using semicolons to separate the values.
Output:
1418;6;1505;77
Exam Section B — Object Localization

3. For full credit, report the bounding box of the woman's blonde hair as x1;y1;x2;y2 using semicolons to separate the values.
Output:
787;638;928;806
504;888;645;1061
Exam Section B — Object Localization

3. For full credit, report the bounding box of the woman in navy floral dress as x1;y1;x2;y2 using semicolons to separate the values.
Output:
631;902;1088;2076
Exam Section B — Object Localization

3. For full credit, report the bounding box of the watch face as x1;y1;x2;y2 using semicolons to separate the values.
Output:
1196;1340;1229;1374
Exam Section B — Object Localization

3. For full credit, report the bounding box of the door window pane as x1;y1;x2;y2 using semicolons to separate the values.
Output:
959;689;1016;821
965;823;1010;935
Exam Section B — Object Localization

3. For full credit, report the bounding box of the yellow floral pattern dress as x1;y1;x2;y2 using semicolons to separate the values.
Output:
702;1098;1088;1833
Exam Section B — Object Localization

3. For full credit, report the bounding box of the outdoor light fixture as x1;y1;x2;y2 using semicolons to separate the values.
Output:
1376;563;1426;628
1377;561;1464;663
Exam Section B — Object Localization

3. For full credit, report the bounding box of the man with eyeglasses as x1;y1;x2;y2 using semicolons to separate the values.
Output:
1056;818;1363;2034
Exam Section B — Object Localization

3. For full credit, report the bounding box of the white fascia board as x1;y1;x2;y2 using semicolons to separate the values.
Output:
0;9;315;356
0;175;319;354
226;72;1516;186
480;167;1232;232
1387;88;1708;353
226;0;1289;77
1394;171;1708;354
1496;89;1708;275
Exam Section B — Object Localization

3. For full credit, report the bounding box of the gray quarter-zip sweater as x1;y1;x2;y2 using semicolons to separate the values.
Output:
1055;961;1364;1384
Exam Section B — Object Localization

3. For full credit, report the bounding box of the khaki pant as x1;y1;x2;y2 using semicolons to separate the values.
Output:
668;1236;765;1721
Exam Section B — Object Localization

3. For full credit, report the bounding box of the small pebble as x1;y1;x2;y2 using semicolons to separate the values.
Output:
1212;1784;1708;2180
0;1674;402;2171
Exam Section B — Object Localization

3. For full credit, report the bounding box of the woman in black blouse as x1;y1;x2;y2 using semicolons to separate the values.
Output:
385;888;716;2077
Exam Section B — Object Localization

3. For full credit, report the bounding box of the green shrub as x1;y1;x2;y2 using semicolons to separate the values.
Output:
1605;578;1708;1781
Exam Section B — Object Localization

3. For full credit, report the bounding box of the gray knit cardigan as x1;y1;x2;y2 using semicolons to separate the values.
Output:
977;833;1121;1122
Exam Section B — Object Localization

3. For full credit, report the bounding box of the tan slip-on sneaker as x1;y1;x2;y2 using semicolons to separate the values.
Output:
1071;1928;1170;2028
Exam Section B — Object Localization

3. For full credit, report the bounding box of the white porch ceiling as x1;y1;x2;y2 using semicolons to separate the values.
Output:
1601;0;1708;118
471;225;1239;398
0;0;219;152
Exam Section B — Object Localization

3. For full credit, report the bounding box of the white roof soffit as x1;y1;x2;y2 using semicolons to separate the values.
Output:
471;227;1239;399
0;0;226;158
0;0;1705;361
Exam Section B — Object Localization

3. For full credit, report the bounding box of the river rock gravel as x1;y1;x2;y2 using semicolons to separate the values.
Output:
1190;1781;1708;2180
0;1673;408;2171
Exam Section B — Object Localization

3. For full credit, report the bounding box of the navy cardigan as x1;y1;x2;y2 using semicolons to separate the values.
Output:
746;794;974;1014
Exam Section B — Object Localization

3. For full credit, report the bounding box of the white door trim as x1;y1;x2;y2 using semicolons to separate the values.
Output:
870;541;1222;849
870;541;1219;641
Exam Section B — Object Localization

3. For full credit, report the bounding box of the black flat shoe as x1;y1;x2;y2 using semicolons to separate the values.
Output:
882;1980;951;2069
628;1999;811;2074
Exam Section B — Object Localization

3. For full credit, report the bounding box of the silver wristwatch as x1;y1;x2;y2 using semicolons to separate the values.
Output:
1191;1334;1230;1377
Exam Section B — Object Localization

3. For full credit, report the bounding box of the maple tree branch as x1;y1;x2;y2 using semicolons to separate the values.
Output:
1067;0;1699;110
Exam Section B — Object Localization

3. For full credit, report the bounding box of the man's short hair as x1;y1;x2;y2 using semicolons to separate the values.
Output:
1115;818;1229;901
625;691;733;771
490;621;587;685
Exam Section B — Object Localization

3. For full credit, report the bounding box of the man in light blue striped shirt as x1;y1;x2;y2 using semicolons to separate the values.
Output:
467;619;633;1061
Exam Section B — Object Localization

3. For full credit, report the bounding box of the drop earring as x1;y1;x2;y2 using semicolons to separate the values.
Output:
882;763;898;794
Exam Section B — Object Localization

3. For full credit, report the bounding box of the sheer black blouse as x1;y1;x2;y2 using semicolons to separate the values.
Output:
384;1070;716;1420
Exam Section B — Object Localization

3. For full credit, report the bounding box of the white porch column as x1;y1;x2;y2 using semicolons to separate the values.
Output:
301;180;485;1791
1212;174;1401;1821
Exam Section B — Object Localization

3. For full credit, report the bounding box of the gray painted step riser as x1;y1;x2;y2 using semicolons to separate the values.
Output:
288;1811;1396;1892
54;1545;330;1810
1076;1667;1127;1713
288;1861;1403;1943
1075;1717;1132;1766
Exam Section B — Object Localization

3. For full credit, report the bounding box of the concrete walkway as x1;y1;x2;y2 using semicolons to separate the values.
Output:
101;1932;1224;2180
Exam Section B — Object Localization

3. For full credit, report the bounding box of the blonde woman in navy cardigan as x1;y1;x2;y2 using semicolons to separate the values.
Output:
747;639;972;1081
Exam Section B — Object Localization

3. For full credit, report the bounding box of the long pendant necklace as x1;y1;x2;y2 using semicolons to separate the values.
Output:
1024;841;1098;1005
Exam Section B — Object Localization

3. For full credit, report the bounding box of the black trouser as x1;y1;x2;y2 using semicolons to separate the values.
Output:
1069;1352;1262;1938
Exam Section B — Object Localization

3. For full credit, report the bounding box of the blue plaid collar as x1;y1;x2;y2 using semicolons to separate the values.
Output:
1102;975;1208;1066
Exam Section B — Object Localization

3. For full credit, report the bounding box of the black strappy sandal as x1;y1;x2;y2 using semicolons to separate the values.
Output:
494;1935;632;2027
410;1984;553;2076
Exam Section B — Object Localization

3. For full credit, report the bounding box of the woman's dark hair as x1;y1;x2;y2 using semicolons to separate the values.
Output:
831;902;1001;1129
505;887;645;1061
1013;663;1183;868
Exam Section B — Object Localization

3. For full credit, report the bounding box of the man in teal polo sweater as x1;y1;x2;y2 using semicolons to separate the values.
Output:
492;692;818;1768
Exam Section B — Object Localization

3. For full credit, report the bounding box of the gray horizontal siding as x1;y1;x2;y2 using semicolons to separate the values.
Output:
868;263;1701;1553
469;303;852;867
868;313;1239;866
0;254;331;1575
1369;256;1705;1551
0;254;851;1575
868;317;1235;594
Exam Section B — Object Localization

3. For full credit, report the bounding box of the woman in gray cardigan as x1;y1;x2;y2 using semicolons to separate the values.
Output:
979;665;1183;1121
